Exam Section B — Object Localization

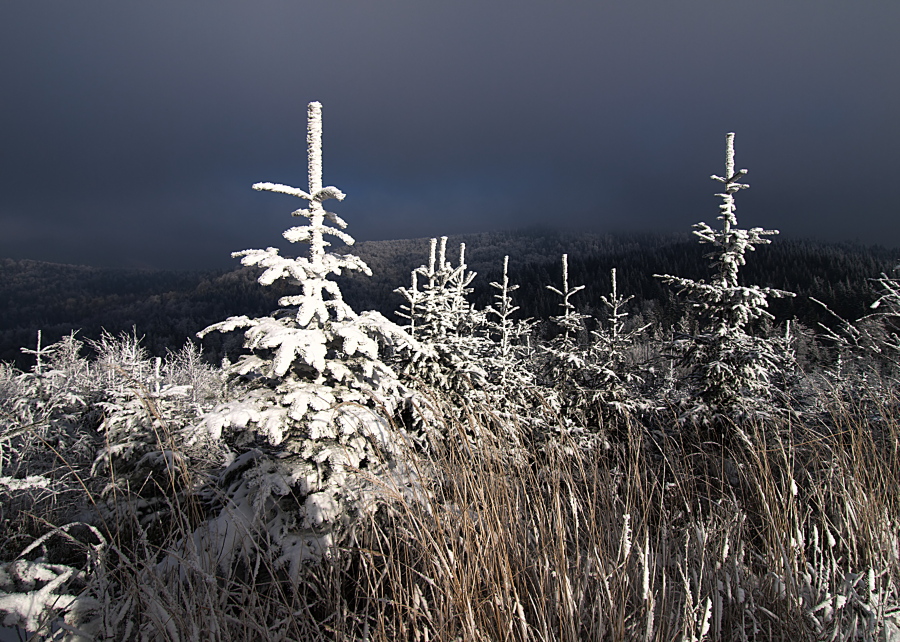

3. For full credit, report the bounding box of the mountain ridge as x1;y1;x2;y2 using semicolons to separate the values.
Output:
2;229;897;368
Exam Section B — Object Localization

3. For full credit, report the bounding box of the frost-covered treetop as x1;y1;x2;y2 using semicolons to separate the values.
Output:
546;254;587;338
238;102;371;326
709;132;748;235
655;133;793;340
693;132;779;291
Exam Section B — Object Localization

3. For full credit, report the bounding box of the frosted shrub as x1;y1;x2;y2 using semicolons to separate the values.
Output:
1;333;98;484
163;340;224;405
810;266;900;398
656;133;794;420
195;102;421;576
84;332;224;539
89;328;150;396
841;267;900;378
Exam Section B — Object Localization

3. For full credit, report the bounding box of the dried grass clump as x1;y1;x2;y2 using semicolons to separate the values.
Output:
333;394;900;641
2;373;899;641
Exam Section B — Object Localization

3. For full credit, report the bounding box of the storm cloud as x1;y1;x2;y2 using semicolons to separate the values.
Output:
1;1;898;269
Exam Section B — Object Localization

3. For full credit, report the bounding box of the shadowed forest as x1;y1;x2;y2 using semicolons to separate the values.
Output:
2;231;893;368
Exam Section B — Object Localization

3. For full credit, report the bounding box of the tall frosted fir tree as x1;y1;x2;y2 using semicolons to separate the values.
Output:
194;102;418;577
656;133;794;416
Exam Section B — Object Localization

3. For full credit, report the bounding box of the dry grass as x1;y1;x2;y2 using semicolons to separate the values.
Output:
332;395;899;641
3;382;900;641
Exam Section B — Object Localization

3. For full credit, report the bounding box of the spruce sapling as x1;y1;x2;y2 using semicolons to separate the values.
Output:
484;256;535;388
194;102;419;576
393;237;488;398
655;133;794;418
539;254;594;426
480;255;537;417
589;268;651;415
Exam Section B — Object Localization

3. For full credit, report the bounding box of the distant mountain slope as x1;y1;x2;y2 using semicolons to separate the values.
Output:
0;259;281;366
2;230;897;368
341;229;898;327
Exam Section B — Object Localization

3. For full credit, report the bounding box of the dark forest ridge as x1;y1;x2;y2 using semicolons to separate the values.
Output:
2;229;897;367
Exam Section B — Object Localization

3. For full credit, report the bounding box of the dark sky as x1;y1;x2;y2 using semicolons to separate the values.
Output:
2;1;899;270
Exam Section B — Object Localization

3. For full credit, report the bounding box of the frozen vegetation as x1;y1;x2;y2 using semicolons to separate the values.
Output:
1;105;899;641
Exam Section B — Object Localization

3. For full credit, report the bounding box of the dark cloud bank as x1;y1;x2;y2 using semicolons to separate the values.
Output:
1;1;898;270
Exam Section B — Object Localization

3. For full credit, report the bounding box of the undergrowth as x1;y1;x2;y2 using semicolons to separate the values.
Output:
1;367;898;640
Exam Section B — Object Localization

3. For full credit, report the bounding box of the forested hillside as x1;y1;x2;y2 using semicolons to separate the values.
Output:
2;231;895;368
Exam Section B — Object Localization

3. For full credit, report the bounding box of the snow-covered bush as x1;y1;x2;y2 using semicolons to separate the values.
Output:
194;102;421;576
163;340;224;405
1;333;98;500
655;133;795;419
845;266;900;377
805;265;900;401
35;331;220;549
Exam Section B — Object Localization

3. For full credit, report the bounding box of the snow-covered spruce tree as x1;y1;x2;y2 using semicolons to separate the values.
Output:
655;133;794;417
588;268;651;416
393;236;489;399
537;254;593;425
482;255;536;401
194;102;419;576
539;260;649;433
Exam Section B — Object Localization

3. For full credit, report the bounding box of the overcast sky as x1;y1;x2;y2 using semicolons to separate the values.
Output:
1;1;898;270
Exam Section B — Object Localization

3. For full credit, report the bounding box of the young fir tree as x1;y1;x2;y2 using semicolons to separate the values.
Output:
588;268;651;415
538;254;592;423
195;102;419;576
541;260;649;429
393;237;488;398
655;133;794;417
482;255;536;399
